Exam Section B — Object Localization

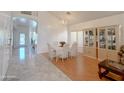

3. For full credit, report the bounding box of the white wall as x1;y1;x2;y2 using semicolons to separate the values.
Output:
69;13;124;44
37;12;67;54
0;13;11;80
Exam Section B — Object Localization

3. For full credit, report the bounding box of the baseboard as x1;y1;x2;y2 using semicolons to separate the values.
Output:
83;54;97;60
83;55;105;62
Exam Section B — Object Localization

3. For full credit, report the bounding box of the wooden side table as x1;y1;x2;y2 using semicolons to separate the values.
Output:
98;59;124;81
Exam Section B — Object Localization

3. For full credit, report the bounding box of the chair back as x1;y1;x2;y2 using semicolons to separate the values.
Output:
47;43;56;59
70;42;77;56
61;44;69;58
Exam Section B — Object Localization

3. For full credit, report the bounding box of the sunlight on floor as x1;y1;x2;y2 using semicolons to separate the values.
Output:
19;47;25;60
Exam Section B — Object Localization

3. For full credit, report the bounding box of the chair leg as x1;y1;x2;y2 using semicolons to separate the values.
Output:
62;58;64;62
66;57;68;61
49;57;52;61
56;57;58;62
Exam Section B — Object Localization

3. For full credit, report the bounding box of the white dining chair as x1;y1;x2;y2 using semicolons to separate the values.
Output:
47;43;56;61
69;42;77;58
56;44;69;62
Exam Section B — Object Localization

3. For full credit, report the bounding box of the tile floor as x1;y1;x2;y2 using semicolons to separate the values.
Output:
5;47;70;81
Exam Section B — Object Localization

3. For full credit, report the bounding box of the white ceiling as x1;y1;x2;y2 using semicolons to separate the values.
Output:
13;17;37;28
49;11;124;25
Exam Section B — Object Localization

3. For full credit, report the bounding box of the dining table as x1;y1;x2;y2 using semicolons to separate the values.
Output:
53;44;71;57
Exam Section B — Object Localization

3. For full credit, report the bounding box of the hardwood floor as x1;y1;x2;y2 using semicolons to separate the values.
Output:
43;53;122;81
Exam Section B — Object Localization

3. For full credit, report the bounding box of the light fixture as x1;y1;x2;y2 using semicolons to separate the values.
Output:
61;20;67;25
66;12;71;15
62;20;65;24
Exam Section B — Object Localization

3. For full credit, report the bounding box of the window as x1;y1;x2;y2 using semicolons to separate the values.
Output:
71;32;77;43
77;31;83;47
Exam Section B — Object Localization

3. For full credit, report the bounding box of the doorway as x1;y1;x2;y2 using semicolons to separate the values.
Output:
12;17;38;51
19;33;26;46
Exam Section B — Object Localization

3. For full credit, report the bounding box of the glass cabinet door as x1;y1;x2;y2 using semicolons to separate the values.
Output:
107;27;116;50
84;30;89;46
89;30;94;47
99;28;106;49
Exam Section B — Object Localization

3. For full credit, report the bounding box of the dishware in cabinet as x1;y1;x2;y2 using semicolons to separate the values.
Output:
98;28;106;49
107;26;118;50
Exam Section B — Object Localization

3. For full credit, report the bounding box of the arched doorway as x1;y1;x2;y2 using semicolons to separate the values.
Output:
12;16;38;50
12;16;38;61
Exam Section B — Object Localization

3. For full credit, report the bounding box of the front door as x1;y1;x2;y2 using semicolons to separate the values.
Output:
19;33;26;46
